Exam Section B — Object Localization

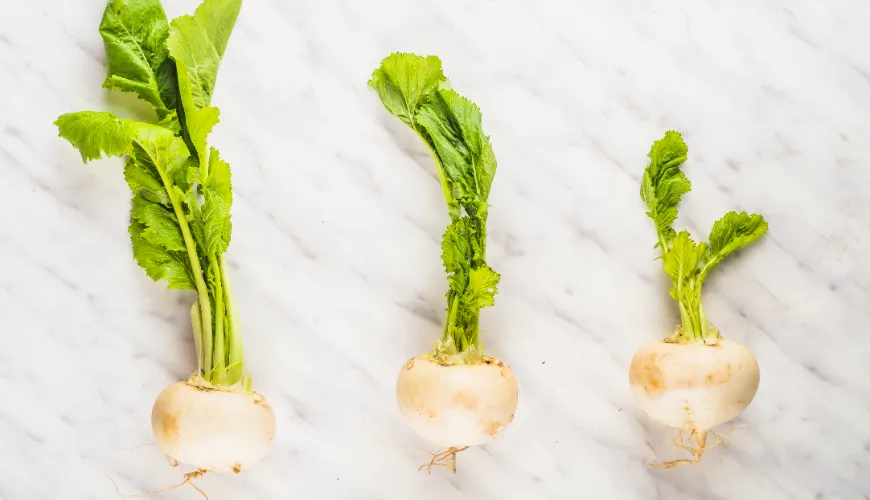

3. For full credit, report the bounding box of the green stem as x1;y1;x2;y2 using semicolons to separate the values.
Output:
657;233;670;259
459;331;469;351
221;256;245;382
698;255;722;285
441;293;461;353
210;255;225;378
473;214;488;264
699;300;709;339
441;291;454;343
155;154;213;375
190;302;203;374
678;300;694;339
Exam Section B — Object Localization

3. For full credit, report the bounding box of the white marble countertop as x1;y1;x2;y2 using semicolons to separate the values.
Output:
2;0;869;499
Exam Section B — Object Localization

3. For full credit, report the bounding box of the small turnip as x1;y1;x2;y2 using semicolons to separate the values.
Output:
630;131;768;467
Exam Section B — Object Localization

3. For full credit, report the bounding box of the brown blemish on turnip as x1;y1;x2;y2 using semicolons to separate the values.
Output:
451;391;478;410
405;359;415;370
629;352;667;397
411;394;427;413
161;413;179;442
253;394;272;410
704;364;733;385
187;382;215;393
483;420;505;437
426;409;437;418
632;350;737;397
232;463;242;474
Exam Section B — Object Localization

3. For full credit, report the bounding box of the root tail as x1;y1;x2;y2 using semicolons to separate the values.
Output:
366;423;470;474
650;429;708;470
109;469;210;499
128;442;155;451
650;424;751;470
418;446;470;474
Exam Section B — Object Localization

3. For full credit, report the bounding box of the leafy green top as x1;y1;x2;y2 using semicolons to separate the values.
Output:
369;53;500;362
641;131;768;343
56;0;247;389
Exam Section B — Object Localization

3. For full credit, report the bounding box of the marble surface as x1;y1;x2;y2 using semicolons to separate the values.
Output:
2;0;869;498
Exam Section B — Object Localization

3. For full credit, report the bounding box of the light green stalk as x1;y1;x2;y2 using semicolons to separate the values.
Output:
221;256;245;384
155;152;214;374
210;254;226;376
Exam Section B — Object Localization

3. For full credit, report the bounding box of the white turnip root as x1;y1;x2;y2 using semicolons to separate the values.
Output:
633;131;768;467
629;339;760;466
152;382;276;473
397;355;518;452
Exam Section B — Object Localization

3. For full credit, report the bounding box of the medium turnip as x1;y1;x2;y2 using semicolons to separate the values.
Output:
370;53;518;472
56;0;275;491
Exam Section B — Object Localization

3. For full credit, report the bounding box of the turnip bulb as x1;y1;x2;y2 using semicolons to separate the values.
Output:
152;381;276;473
396;355;518;470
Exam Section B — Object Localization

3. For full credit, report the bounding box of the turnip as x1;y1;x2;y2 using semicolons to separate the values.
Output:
152;382;274;473
369;53;518;472
630;131;768;468
55;0;275;487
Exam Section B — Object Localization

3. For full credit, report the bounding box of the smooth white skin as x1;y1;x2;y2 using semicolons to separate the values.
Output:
396;355;519;448
629;338;760;431
151;382;276;473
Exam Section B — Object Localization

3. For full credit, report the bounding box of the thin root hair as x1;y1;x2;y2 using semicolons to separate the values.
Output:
418;446;470;474
650;424;752;470
108;469;210;499
366;423;469;474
